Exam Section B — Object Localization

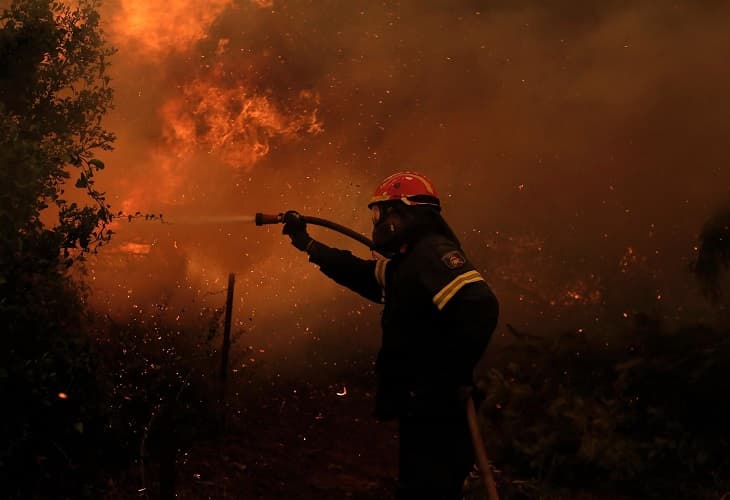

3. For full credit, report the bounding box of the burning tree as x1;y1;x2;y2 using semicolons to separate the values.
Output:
0;0;116;495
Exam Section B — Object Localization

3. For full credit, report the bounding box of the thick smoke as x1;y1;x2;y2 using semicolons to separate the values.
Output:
86;0;730;364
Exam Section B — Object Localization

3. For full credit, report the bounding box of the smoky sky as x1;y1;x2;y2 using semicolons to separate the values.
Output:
77;0;730;360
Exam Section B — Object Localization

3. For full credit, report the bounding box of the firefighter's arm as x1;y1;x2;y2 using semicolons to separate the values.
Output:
306;240;385;303
282;211;384;303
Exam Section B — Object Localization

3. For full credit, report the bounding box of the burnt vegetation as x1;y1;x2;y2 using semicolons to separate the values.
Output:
1;1;729;499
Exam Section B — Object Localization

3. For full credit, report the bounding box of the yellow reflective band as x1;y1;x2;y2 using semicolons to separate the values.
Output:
432;270;484;311
375;259;388;288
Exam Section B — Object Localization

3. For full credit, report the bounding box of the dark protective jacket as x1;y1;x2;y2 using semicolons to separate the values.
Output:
307;232;499;420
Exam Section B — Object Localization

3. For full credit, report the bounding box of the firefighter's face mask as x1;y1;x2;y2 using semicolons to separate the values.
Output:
371;203;407;253
370;203;398;227
370;204;388;225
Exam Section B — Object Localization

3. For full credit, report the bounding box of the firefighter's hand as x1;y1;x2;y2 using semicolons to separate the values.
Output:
282;211;312;252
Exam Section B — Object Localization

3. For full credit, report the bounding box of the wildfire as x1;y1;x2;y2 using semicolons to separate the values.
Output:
160;74;323;170
112;72;323;211
108;7;324;222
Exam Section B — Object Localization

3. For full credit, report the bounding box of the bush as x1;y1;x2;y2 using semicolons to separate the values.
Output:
480;318;730;498
0;1;116;496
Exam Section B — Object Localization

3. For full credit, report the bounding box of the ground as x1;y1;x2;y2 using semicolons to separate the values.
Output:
183;374;399;499
118;354;404;499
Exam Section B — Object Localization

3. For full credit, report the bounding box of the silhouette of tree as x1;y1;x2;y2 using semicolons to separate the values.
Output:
693;204;730;301
0;0;115;281
0;1;116;495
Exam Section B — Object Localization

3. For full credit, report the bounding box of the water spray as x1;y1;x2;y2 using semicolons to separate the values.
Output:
166;212;373;249
170;215;257;225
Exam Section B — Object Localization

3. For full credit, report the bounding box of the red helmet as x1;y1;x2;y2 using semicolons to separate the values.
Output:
368;171;440;208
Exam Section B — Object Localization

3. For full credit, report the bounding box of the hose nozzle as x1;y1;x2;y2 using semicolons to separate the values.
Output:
255;213;283;226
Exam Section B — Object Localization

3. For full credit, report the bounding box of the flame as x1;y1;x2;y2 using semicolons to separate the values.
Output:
160;74;323;171
104;0;322;249
117;66;322;212
114;70;321;223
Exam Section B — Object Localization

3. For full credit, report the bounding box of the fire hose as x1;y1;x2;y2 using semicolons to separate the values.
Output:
256;212;500;500
255;212;375;249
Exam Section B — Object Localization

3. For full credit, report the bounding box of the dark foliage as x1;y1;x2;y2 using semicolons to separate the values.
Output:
478;318;730;499
693;204;730;301
89;305;236;497
0;1;116;496
0;0;116;275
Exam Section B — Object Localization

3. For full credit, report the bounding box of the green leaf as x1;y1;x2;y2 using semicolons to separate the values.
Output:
88;158;104;169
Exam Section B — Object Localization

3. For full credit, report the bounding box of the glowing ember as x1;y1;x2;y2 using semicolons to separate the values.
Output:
117;243;153;255
619;246;639;272
336;386;347;397
58;392;69;399
559;279;602;306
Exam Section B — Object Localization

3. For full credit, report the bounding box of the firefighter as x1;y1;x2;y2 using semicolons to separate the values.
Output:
283;172;499;499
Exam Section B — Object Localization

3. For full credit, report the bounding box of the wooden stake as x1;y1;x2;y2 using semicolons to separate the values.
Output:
220;273;235;405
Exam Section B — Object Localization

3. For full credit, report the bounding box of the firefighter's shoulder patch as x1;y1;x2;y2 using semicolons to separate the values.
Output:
441;250;466;269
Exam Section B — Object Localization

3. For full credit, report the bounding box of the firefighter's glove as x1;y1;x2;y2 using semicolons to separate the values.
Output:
282;211;313;252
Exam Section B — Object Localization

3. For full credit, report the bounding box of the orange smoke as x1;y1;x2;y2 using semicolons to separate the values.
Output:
106;10;323;211
110;0;275;58
111;0;232;57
